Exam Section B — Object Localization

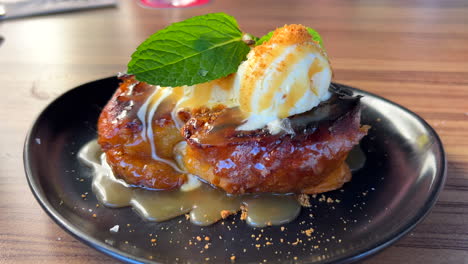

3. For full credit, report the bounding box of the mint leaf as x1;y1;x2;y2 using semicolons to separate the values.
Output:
306;27;324;47
255;27;325;49
255;31;273;46
128;13;251;87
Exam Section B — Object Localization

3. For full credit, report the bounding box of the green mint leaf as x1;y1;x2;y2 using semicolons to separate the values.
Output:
127;13;251;87
306;27;324;48
255;27;325;49
255;31;273;46
250;34;260;43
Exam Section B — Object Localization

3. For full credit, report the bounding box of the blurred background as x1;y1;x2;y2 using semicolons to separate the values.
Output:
0;1;467;263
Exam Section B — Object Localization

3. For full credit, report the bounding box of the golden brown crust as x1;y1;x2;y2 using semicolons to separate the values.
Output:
97;76;186;190
182;97;367;194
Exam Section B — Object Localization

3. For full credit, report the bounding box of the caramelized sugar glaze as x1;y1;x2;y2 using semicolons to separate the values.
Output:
98;76;186;190
98;75;367;194
183;95;367;194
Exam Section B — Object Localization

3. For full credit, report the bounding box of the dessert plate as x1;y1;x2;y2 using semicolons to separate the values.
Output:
24;77;446;264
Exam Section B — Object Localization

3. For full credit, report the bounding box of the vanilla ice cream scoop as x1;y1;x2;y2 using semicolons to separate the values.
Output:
234;24;332;133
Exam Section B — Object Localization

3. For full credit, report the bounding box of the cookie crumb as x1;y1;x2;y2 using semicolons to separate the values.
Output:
319;195;326;202
291;238;301;246
303;228;314;237
297;194;311;207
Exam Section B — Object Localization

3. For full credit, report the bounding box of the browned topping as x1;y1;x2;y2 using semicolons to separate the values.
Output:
262;24;312;50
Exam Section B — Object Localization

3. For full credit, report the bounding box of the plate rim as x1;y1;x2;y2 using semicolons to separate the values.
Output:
23;76;447;264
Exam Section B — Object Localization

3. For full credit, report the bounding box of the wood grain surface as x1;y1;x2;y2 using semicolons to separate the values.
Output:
1;0;467;263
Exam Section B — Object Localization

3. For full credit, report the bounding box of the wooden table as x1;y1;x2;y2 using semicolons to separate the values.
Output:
1;0;467;263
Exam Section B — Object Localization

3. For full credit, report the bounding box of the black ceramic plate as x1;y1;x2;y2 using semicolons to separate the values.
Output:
24;77;446;264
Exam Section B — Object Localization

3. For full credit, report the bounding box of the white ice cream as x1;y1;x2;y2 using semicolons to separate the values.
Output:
234;24;332;133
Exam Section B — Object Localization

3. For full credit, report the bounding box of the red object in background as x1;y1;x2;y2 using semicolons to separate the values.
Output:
138;0;210;8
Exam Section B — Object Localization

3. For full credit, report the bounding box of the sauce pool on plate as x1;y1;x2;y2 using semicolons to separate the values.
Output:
78;140;365;227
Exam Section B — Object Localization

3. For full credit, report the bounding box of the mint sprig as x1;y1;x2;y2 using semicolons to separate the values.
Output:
127;13;250;87
256;27;324;48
